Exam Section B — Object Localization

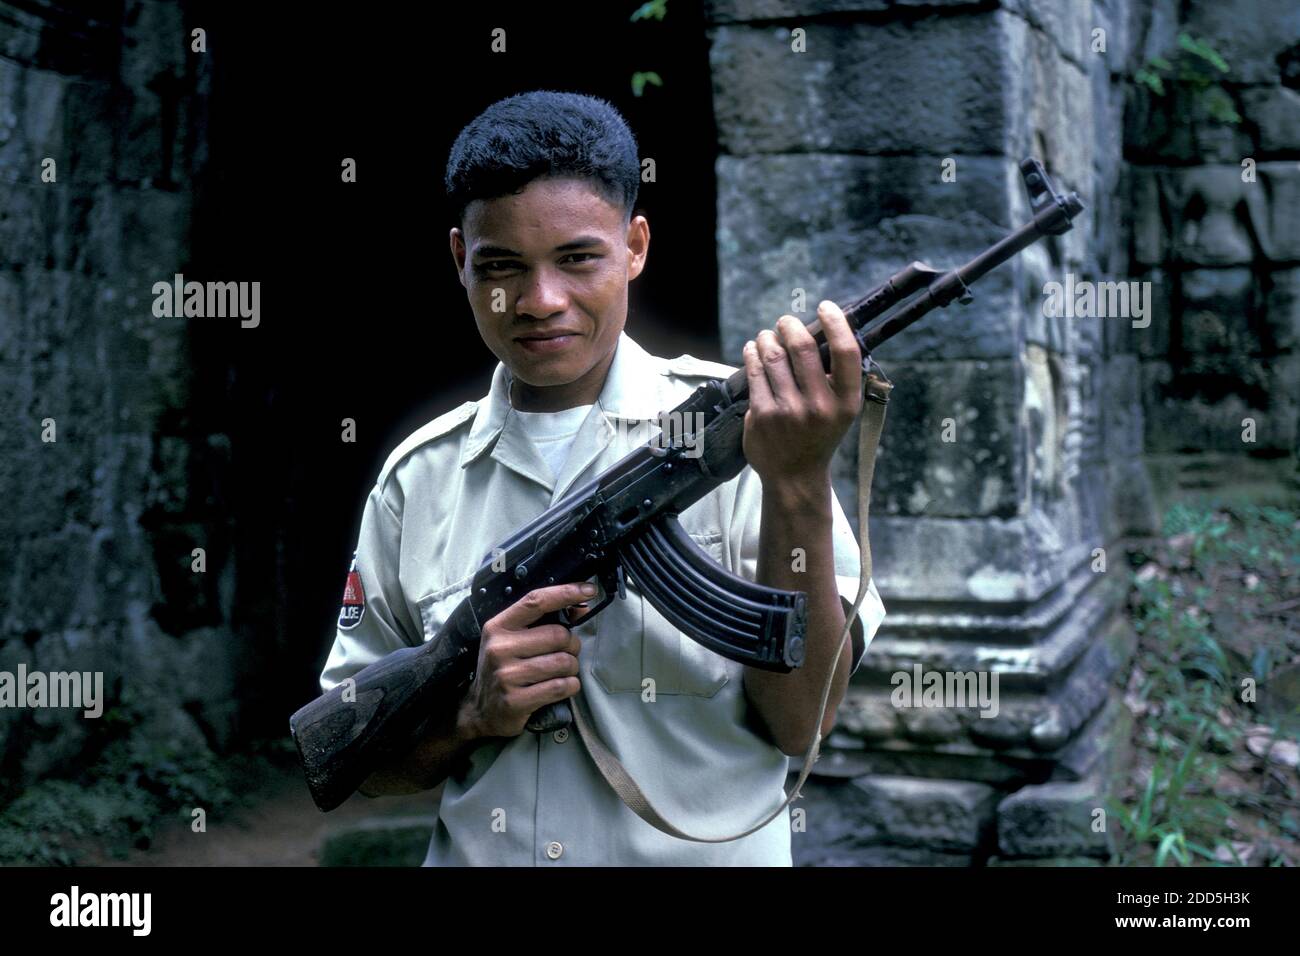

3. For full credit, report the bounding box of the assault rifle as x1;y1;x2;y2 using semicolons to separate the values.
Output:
291;158;1083;812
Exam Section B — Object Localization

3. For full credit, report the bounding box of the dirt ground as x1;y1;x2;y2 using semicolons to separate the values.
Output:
76;760;441;867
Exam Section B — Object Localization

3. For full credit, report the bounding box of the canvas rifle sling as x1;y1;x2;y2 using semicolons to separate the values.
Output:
569;366;894;843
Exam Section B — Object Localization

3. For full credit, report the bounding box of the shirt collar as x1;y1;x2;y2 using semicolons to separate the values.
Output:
460;330;666;469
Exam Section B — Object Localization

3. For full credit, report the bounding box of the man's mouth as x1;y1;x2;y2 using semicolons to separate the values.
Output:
515;331;581;353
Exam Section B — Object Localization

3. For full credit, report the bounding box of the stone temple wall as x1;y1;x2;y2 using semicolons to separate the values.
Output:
1124;0;1300;494
0;1;238;794
705;0;1298;865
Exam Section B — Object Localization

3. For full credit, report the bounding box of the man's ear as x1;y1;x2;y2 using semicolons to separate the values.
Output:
626;215;650;281
450;227;468;288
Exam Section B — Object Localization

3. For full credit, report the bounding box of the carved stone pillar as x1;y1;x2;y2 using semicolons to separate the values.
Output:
706;0;1157;864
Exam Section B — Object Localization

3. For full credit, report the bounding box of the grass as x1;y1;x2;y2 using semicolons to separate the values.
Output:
1107;499;1300;866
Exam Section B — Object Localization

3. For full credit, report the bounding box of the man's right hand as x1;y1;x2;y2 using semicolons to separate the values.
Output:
457;582;596;740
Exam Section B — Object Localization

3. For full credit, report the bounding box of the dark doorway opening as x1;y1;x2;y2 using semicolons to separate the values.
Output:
186;2;722;733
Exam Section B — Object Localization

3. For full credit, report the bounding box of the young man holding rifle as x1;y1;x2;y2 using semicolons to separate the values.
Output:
319;90;885;865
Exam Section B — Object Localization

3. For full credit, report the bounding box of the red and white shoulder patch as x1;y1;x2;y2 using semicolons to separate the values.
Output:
338;552;366;630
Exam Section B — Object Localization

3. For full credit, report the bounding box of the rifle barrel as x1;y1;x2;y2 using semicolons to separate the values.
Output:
720;186;1083;400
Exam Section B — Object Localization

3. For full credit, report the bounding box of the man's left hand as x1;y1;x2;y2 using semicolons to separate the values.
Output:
740;300;863;491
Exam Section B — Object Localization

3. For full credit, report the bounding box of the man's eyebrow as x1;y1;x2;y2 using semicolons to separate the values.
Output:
471;236;609;258
471;244;521;258
554;236;609;252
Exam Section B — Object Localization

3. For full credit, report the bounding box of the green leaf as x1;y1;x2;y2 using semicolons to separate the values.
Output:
1137;768;1158;835
1135;69;1166;97
631;71;663;97
1204;87;1242;124
630;0;668;22
1156;831;1186;867
1178;33;1230;72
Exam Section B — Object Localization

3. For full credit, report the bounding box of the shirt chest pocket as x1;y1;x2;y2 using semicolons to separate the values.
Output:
416;578;473;643
589;530;731;699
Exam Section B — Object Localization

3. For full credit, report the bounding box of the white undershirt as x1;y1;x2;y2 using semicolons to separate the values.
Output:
512;404;594;484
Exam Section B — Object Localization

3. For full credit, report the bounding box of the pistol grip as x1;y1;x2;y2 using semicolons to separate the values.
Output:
525;700;573;734
524;607;577;734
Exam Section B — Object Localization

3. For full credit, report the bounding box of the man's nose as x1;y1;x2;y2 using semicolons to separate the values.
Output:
515;267;568;319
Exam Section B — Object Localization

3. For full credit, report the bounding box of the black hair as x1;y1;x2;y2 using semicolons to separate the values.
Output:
444;90;641;227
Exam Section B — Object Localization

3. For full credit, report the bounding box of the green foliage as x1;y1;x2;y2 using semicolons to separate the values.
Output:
1134;32;1241;125
630;0;668;22
631;71;663;97
1107;707;1232;865
629;1;667;95
1112;500;1300;866
0;691;238;865
1177;32;1230;74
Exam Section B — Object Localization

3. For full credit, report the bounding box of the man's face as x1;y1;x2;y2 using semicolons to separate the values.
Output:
450;176;649;405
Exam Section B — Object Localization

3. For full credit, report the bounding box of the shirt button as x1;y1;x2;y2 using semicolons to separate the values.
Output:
552;728;570;743
545;841;564;860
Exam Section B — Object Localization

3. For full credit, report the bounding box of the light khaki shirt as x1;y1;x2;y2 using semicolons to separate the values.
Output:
320;331;886;866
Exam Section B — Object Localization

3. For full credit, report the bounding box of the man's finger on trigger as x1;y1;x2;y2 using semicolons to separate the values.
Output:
495;582;598;630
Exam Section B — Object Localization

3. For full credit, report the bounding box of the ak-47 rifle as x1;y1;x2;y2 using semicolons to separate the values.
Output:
290;157;1083;813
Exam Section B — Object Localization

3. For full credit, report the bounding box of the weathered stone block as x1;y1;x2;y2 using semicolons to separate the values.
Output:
62;77;116;182
1255;163;1300;263
788;773;992;863
1264;268;1300;352
987;854;1104;865
0;270;24;365
852;581;1131;755
169;626;240;749
1180;0;1300;85
851;774;999;850
1133;164;1300;267
815;741;1037;787
870;359;1023;518
1051;690;1134;784
797;842;974;866
9;526;95;635
716;154;1030;363
997;776;1116;858
1107;267;1170;358
0;181;60;268
870;513;1065;603
1004;7;1095;197
19;66;67;163
709;12;1022;156
1129;166;1166;266
0;644;35;744
1240;85;1300;155
705;0;987;22
1168;166;1260;266
1087;0;1133;73
1124;83;1254;165
1179;267;1257;355
117;188;188;284
319;817;436;867
1142;354;1298;453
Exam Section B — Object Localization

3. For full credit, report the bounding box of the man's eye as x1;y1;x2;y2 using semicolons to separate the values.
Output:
563;253;600;265
477;260;519;273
